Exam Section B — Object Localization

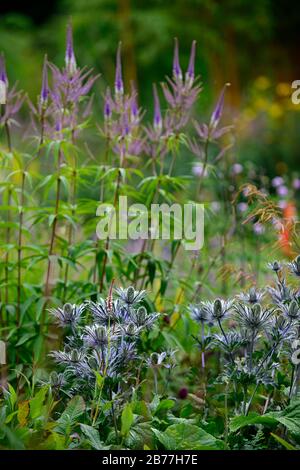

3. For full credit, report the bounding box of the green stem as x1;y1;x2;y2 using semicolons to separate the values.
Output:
43;147;63;323
16;171;26;328
62;166;77;303
99;168;122;293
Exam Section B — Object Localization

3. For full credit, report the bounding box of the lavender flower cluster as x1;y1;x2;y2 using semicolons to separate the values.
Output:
1;22;232;183
189;255;300;400
49;286;160;397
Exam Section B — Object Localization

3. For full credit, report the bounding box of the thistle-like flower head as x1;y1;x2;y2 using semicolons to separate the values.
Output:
288;255;300;278
237;287;265;305
189;303;213;325
234;303;274;332
268;261;282;273
115;286;146;305
83;325;111;348
210;298;234;320
281;299;300;321
49;303;84;328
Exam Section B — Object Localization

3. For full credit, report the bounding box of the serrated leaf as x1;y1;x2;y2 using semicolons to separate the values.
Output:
55;395;85;435
153;423;224;450
80;424;109;450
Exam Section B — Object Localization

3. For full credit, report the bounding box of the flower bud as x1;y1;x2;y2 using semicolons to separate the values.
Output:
0;53;8;105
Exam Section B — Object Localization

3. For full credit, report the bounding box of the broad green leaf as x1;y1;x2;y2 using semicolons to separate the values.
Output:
80;424;109;450
121;403;134;437
55;395;85;435
155;399;175;414
229;412;277;433
153;423;224;450
30;386;48;419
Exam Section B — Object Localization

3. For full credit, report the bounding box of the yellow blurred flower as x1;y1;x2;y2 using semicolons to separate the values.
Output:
276;82;290;97
243;107;256;120
254;97;269;110
254;76;271;90
269;103;283;118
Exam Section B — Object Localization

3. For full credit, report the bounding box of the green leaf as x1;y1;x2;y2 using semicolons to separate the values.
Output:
29;386;48;420
15;333;36;347
229;412;277;433
153;423;224;450
270;433;297;450
155;399;175;414
94;371;104;389
7;384;17;410
121;403;134;437
55;395;85;435
230;401;300;435
80;424;109;450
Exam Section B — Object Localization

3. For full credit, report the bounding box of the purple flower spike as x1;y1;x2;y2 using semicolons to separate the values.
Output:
173;38;182;82
40;55;49;106
186;40;196;87
210;83;230;130
0;53;8;105
65;23;77;75
104;87;112;120
130;81;139;123
115;42;124;97
153;83;162;131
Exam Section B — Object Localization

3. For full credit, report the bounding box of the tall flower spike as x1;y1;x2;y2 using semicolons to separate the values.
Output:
104;87;112;120
0;53;8;105
210;83;230;130
115;42;124;97
40;55;49;107
153;83;162;131
185;40;196;87
173;38;182;82
65;22;77;75
130;81;139;124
